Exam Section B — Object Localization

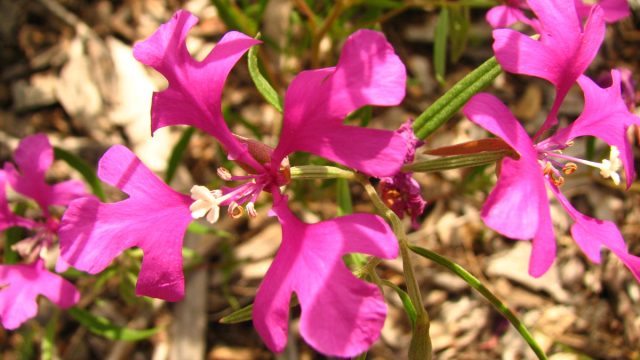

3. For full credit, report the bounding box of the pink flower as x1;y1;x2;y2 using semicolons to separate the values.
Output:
2;134;87;266
463;71;640;278
492;0;605;135
60;10;405;355
0;259;79;330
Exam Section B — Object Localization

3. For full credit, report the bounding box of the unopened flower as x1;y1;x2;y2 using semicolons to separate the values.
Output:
378;120;426;229
0;134;84;329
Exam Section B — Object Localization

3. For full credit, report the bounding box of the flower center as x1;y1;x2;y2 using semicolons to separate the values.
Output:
537;144;622;186
189;161;290;224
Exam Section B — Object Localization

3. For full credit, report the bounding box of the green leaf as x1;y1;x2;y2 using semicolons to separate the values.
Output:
434;6;449;86
219;303;253;324
220;297;300;324
53;147;106;201
448;5;470;63
165;127;195;184
408;245;548;360
68;307;160;341
381;280;417;326
248;35;283;112
413;56;502;139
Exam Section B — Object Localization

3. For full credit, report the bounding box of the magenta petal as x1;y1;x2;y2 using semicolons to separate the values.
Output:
528;197;556;277
575;0;630;23
253;198;397;357
4;134;87;210
0;260;79;330
133;11;262;170
59;145;192;301
273;30;407;177
493;2;605;131
549;72;640;188
0;171;35;231
464;94;549;239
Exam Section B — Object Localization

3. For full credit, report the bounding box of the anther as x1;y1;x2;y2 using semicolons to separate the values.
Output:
562;162;578;175
228;202;244;219
217;167;233;181
246;202;258;218
552;176;565;187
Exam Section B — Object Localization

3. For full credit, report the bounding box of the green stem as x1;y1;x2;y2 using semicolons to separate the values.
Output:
357;175;432;360
408;245;548;360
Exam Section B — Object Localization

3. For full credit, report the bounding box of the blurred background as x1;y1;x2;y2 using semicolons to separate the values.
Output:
1;0;640;359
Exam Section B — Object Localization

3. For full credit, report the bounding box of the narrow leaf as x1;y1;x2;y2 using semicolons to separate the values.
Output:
68;307;160;341
219;303;253;324
449;5;470;63
248;35;283;112
413;56;502;139
164;126;195;184
409;245;548;360
53;147;106;201
381;280;417;326
211;0;258;35
434;7;449;86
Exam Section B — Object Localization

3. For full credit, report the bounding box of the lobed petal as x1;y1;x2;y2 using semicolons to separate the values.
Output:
548;71;640;188
493;1;605;132
253;197;397;357
551;185;640;282
0;260;79;330
273;30;408;177
133;11;262;171
59;145;193;301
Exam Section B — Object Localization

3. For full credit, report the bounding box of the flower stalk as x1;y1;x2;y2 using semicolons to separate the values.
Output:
357;174;432;360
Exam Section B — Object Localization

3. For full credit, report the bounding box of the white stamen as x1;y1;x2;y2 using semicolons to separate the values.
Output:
599;146;622;185
189;185;222;223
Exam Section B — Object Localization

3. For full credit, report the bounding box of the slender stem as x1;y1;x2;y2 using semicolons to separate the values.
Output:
409;245;548;360
357;175;432;360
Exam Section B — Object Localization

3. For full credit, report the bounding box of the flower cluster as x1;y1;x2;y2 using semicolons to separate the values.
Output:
468;0;640;279
0;134;82;329
57;10;409;356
